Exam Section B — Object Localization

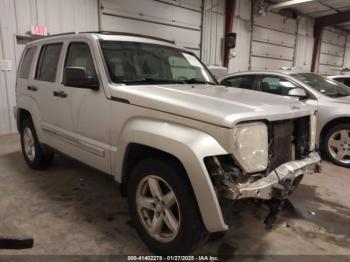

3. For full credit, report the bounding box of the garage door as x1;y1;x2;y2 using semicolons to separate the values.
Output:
318;27;347;76
250;12;297;70
100;0;203;57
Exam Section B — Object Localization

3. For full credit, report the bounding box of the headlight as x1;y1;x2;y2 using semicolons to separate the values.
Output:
233;122;268;173
309;114;317;151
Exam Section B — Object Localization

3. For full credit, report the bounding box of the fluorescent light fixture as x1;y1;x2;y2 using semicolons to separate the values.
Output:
268;0;314;11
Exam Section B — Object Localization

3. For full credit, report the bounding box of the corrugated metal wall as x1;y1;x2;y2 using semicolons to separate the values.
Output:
201;0;225;65
0;0;98;135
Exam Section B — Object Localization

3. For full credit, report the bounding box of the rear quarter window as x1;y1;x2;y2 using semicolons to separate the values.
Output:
19;47;36;79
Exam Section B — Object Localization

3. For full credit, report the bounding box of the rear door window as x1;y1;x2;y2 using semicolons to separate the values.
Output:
19;47;36;79
259;75;299;96
35;43;63;82
221;75;256;90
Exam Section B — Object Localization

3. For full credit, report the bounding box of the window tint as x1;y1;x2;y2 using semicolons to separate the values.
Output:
260;76;298;96
35;43;62;82
19;47;36;79
221;75;255;90
65;42;96;78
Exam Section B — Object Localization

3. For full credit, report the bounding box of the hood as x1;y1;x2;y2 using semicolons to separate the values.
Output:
110;84;314;128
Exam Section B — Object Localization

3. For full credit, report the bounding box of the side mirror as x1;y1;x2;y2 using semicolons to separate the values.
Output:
63;67;99;90
288;88;307;99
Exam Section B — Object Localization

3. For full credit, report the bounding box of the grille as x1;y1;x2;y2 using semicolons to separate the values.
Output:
268;117;310;171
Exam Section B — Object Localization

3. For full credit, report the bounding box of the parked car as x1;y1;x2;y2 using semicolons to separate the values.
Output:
15;32;320;255
328;75;350;87
219;70;350;167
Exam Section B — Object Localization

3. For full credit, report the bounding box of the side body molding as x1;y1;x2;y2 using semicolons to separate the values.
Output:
113;118;229;232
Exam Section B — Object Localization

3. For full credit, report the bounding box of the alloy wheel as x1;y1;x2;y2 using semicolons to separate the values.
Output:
136;175;181;243
328;129;350;164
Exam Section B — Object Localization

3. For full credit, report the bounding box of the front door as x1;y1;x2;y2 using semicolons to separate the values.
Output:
55;40;111;173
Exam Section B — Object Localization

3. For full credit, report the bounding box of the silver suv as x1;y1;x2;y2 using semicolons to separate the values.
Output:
15;32;320;254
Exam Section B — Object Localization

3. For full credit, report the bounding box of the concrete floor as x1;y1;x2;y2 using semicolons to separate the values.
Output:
0;134;350;258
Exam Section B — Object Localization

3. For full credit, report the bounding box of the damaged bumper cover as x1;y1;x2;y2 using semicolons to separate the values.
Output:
236;152;321;200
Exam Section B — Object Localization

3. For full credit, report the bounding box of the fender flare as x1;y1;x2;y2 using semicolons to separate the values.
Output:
16;95;42;137
115;117;229;232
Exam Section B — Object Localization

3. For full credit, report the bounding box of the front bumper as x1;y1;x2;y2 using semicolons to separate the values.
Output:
236;152;321;200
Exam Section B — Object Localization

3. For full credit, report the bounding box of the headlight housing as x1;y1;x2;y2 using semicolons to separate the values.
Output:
309;114;317;151
233;122;268;173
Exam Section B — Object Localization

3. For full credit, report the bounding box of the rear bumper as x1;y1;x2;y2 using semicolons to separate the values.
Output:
237;152;321;200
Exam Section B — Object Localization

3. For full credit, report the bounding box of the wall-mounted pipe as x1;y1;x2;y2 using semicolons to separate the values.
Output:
223;0;236;67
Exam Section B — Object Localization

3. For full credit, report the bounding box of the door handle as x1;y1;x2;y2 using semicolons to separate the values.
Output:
53;90;67;98
27;85;38;91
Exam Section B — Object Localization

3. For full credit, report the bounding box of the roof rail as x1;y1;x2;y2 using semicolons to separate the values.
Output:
40;31;175;44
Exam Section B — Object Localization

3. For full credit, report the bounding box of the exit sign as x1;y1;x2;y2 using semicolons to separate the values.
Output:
31;25;47;36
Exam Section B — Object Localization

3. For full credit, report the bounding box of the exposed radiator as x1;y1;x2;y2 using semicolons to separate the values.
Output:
268;116;310;172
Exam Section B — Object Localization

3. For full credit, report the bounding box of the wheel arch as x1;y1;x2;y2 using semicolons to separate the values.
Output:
115;117;229;232
17;108;33;131
120;143;187;196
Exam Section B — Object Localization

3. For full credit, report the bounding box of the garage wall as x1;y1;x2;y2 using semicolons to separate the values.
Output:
250;12;298;70
228;0;315;73
228;0;252;73
318;27;348;75
201;0;225;65
0;0;98;135
294;16;314;71
100;0;203;56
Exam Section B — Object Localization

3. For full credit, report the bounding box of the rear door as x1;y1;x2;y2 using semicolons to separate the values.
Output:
28;42;63;146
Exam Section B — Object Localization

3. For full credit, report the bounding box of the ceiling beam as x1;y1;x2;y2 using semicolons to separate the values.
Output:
315;10;350;27
268;0;314;11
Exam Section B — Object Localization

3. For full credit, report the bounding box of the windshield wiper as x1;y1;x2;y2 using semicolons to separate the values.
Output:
120;78;185;85
183;78;216;85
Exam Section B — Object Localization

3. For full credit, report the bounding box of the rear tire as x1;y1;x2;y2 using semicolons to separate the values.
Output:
20;118;54;170
127;157;207;255
323;124;350;168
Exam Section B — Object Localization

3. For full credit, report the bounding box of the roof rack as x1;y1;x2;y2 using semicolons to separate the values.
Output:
41;31;175;44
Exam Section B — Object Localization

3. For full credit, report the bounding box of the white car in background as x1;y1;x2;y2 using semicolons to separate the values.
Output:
219;70;350;168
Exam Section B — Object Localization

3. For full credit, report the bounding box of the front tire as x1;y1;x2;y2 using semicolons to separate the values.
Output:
20;119;54;170
127;158;207;255
323;124;350;168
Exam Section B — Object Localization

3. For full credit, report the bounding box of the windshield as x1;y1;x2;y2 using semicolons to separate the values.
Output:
292;73;350;97
100;41;216;85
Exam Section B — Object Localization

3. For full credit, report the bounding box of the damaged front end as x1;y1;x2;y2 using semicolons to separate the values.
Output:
205;116;321;228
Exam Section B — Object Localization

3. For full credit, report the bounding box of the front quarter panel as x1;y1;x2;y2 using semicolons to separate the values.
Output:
114;117;229;232
317;98;350;145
